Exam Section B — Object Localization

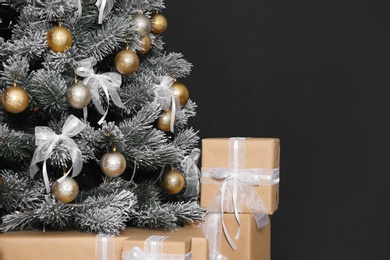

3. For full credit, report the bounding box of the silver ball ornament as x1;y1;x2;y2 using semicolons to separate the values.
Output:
66;82;92;109
101;151;127;177
133;13;152;37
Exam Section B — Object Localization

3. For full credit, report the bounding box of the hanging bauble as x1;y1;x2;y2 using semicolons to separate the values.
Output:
46;23;73;53
1;83;29;113
138;35;151;54
161;168;185;194
151;12;168;35
115;48;140;75
66;81;92;109
172;81;189;107
133;13;152;37
52;177;79;203
100;148;127;177
156;109;175;132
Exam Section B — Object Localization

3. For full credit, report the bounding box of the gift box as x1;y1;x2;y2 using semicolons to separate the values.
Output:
219;213;271;260
0;226;208;260
200;137;280;215
122;226;208;260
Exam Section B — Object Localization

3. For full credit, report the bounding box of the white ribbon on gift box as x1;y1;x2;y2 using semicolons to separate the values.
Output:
75;57;124;125
122;235;192;260
29;115;86;193
201;137;279;260
96;234;115;260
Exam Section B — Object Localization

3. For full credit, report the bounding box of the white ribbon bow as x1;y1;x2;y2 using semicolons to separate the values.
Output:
29;115;86;193
202;138;270;259
74;0;82;17
75;57;124;125
124;236;166;260
96;0;115;24
181;148;201;197
154;76;180;132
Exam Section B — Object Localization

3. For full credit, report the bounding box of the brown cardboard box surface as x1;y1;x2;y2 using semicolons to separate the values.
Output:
0;226;208;260
200;138;280;214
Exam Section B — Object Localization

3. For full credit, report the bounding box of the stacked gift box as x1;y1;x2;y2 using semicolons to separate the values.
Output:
200;137;280;259
0;137;279;260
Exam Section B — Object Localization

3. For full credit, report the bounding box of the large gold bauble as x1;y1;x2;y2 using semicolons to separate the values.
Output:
115;49;140;75
151;13;168;34
161;168;185;194
172;81;189;107
46;25;73;53
66;82;92;109
138;35;151;54
1;84;29;113
101;151;127;177
156;109;175;132
52;177;79;203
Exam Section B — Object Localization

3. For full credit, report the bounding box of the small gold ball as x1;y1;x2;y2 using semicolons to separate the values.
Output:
161;169;185;194
115;49;140;75
101;151;127;177
1;84;29;113
138;35;151;54
156;109;175;132
66;82;92;109
151;13;168;34
52;177;79;203
172;81;189;107
47;25;73;53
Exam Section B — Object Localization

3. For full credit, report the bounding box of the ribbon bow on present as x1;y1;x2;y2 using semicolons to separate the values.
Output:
29;115;86;193
76;57;125;125
123;235;192;260
202;137;279;259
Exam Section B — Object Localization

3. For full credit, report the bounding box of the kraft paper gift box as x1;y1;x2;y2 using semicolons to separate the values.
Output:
0;229;131;260
200;137;280;215
122;226;209;260
0;226;208;260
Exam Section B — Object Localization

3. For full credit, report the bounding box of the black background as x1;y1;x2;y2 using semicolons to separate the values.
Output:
163;1;389;259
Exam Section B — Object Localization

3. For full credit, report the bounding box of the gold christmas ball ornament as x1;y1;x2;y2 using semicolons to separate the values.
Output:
156;109;175;132
46;24;73;53
172;81;189;107
138;35;151;54
1;83;29;113
101;150;127;177
66;82;92;109
115;49;140;75
151;13;168;34
52;177;79;203
161;168;185;194
133;13;152;37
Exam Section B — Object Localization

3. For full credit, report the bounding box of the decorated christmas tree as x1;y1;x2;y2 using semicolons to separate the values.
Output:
0;0;205;235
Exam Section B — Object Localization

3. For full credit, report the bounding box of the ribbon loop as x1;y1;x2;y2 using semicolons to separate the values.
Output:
75;57;124;124
181;148;201;197
96;0;115;24
29;115;86;193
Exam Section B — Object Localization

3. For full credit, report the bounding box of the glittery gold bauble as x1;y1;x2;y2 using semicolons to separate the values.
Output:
52;177;79;203
161;168;185;194
101;151;127;177
133;13;152;37
156;109;175;132
66;82;92;109
1;84;29;113
151;13;168;34
138;35;151;54
172;81;189;107
46;24;73;53
115;49;140;75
